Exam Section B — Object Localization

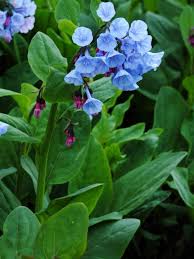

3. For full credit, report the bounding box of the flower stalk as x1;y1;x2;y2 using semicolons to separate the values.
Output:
35;103;58;212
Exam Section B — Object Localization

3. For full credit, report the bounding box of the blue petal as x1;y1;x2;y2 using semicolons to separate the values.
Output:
121;37;137;56
124;54;144;73
97;32;117;52
64;69;83;86
94;57;109;74
72;27;93;47
83;97;103;115
112;69;139;91
97;2;115;22
136;35;152;55
106;50;125;68
11;12;25;33
0;11;7;29
75;55;96;74
0;122;9;136
142;51;164;73
129;20;148;41
110;18;129;39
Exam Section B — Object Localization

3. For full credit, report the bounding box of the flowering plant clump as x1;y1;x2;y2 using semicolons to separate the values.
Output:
65;1;164;117
0;0;36;42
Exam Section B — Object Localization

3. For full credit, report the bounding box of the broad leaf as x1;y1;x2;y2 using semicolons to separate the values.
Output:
69;135;113;216
112;152;186;215
34;203;89;258
83;219;140;259
28;32;67;82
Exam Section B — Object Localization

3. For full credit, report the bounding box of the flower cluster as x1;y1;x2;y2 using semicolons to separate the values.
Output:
0;121;9;136
65;1;164;117
0;0;36;42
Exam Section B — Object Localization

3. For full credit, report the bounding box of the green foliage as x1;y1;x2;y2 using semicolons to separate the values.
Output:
34;203;89;258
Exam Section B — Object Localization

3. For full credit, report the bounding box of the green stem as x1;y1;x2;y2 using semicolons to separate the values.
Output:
35;103;58;212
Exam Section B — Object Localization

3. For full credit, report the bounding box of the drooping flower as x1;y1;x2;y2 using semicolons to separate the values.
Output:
64;69;83;86
72;27;93;47
112;69;139;91
142;51;164;73
97;2;115;22
19;16;35;33
0;121;9;136
64;125;76;147
74;89;86;109
109;18;129;39
75;51;96;74
106;50;126;68
34;96;46;119
83;87;103;116
97;31;117;52
94;56;109;74
129;20;148;41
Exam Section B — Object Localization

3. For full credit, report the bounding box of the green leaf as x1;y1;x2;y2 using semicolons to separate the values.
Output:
183;75;194;105
20;155;38;193
115;128;162;178
181;112;194;159
179;6;194;58
90;0;101;25
47;111;91;185
34;203;89;258
90;78;120;103
55;0;80;24
13;33;28;63
0;113;32;135
107;123;145;145
171;167;194;208
0;123;40;144
112;152;186;215
0;181;20;230
0;88;31;118
154;87;189;153
28;32;67;82
146;12;182;55
0;167;17;180
109;95;133;129
89;212;123;227
44;69;77;103
69;135;113;216
82;219;140;259
58;18;77;36
42;184;103;217
1;206;40;257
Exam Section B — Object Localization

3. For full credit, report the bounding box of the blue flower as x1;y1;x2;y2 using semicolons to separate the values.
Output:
142;51;164;73
94;57;109;74
83;87;103;116
11;12;25;33
72;27;93;47
121;37;136;56
64;69;83;86
124;54;143;73
0;122;9;136
136;35;152;55
75;52;96;74
112;69;139;91
106;50;125;68
97;32;117;52
110;18;129;39
19;16;35;33
97;2;115;22
0;11;7;30
129;20;148;41
8;0;23;8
